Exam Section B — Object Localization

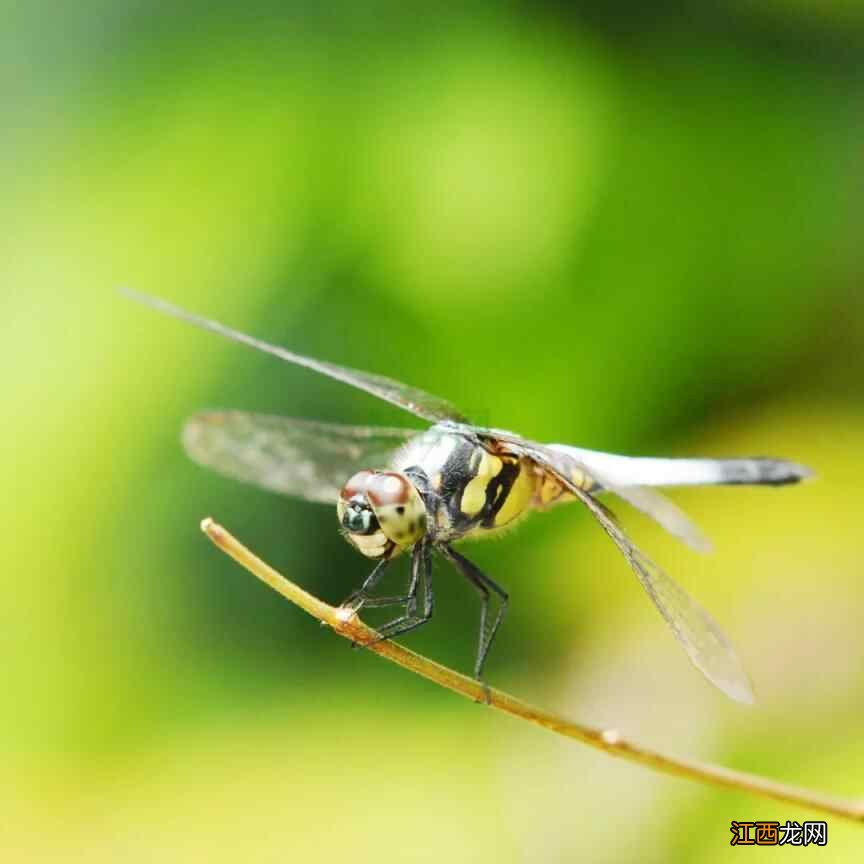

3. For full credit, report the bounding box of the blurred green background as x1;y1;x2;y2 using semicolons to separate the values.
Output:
3;1;863;861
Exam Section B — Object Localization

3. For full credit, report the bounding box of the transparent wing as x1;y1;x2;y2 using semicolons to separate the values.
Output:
183;412;418;504
123;289;467;423
550;449;712;553
578;473;712;554
477;427;752;702
565;485;753;703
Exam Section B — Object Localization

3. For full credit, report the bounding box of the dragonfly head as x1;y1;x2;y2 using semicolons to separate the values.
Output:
337;469;427;558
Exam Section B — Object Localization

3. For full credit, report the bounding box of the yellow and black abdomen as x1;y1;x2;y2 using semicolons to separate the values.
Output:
458;447;537;538
394;429;535;541
425;436;538;540
394;427;588;543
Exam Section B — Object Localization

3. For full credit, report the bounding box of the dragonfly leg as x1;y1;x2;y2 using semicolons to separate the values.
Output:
341;547;426;613
365;542;434;644
341;558;392;611
441;545;508;690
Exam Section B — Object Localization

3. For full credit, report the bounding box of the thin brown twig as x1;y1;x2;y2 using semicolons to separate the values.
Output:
201;516;864;825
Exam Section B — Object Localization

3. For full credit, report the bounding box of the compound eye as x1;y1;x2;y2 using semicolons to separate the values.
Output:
366;472;414;507
340;469;376;502
366;472;426;546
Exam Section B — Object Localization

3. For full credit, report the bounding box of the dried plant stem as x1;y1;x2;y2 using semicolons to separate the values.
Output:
201;517;863;825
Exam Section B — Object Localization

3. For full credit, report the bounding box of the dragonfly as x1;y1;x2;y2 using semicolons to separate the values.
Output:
125;289;812;703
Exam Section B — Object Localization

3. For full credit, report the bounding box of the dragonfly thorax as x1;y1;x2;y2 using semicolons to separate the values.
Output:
337;469;427;559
